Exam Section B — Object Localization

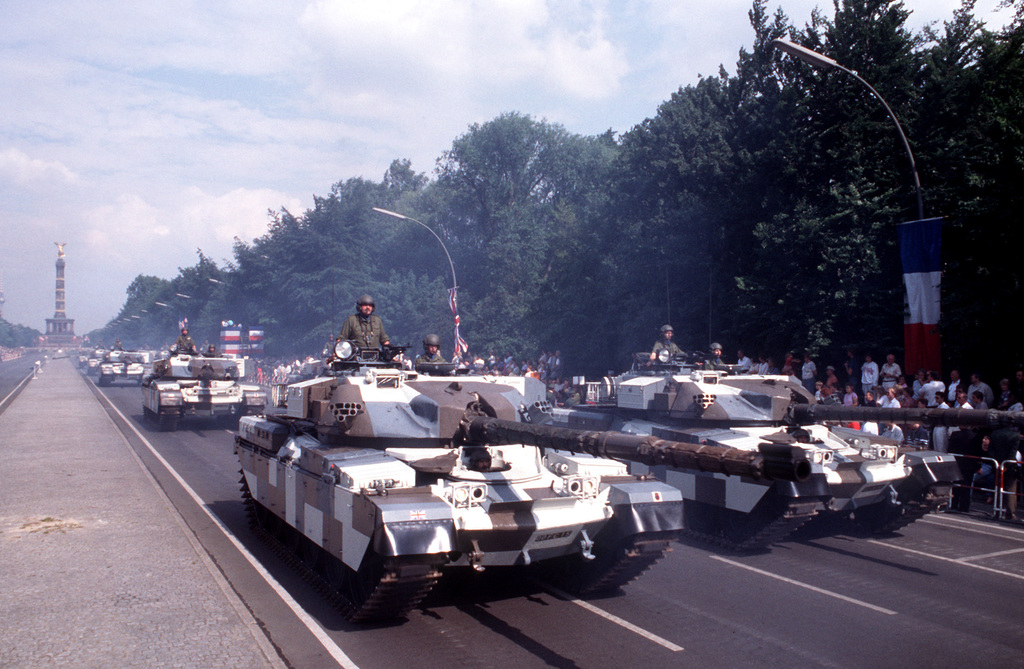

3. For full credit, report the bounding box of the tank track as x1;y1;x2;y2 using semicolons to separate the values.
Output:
239;472;442;622
680;500;820;552
856;484;952;535
574;533;675;595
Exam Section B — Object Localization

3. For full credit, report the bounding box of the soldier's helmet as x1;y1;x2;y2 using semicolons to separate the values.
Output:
181;327;188;335
356;294;375;308
423;334;441;349
660;324;674;334
710;342;723;352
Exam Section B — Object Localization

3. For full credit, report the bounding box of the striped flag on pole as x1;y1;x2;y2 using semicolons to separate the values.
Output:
898;217;942;373
448;287;469;361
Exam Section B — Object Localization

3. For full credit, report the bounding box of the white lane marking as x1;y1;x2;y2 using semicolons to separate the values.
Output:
709;556;897;616
102;393;359;669
955;547;1024;562
534;580;684;652
0;368;35;409
919;515;1024;541
867;540;1024;582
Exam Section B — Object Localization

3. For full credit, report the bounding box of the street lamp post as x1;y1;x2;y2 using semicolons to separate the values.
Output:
372;208;465;359
772;38;924;220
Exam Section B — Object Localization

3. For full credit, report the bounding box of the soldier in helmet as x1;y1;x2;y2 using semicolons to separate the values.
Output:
338;294;390;349
649;324;683;362
705;342;728;370
173;327;197;355
416;334;445;365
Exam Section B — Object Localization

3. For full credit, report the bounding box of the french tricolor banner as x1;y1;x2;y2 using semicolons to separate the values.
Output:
221;327;243;355
898;217;942;373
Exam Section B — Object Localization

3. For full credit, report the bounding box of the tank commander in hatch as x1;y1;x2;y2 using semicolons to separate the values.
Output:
173;327;197;355
705;342;728;371
649;324;683;363
338;294;390;349
416;334;445;365
112;338;124;351
204;344;220;358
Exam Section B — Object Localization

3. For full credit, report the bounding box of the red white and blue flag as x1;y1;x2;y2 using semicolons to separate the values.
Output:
448;286;469;361
898;217;942;373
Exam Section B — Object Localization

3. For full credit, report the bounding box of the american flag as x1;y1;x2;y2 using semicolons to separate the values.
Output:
448;287;469;361
179;316;188;330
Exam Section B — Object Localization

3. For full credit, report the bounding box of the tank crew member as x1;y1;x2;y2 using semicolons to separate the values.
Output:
113;338;124;351
338;294;390;349
174;327;197;355
649;324;683;362
415;334;445;365
705;342;728;370
204;344;220;358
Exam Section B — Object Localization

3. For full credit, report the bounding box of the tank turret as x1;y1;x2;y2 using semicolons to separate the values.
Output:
234;344;809;622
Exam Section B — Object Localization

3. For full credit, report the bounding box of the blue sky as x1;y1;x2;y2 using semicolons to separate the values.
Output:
1;0;1012;333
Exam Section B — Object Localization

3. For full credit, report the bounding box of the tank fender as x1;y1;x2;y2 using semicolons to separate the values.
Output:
360;492;456;558
899;451;963;489
604;481;684;536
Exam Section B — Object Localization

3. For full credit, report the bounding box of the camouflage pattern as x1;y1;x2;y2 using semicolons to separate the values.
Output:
142;354;265;431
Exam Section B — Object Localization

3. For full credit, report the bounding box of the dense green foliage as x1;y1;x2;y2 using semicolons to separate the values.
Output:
0;317;41;348
95;1;1024;380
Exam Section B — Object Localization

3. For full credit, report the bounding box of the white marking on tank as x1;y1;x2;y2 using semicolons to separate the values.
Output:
103;396;362;669
710;556;897;615
868;540;1024;581
533;580;684;651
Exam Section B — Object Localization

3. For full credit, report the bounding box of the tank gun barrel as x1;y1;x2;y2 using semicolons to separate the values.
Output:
791;405;1024;430
462;417;811;482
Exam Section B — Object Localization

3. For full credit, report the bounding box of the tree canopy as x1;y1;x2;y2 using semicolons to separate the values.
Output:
94;0;1024;382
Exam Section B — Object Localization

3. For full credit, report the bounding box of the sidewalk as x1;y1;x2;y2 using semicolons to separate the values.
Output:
0;358;283;668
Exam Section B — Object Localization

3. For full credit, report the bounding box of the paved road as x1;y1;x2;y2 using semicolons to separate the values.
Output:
93;377;1024;668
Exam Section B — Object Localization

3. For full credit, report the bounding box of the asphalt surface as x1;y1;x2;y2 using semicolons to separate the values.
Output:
6;357;1024;668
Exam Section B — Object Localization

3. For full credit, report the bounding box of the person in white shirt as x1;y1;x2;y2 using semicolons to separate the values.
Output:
861;354;879;397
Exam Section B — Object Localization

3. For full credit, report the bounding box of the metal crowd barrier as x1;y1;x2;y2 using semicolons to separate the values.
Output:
950;453;1021;517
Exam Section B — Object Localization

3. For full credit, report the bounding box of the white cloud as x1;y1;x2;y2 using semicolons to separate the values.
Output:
0;148;79;185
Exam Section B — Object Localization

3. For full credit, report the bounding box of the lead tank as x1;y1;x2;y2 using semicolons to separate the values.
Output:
234;342;808;622
556;360;1024;549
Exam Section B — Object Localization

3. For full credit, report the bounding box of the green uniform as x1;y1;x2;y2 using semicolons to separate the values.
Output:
339;313;389;349
174;334;196;354
652;339;683;358
415;351;445;365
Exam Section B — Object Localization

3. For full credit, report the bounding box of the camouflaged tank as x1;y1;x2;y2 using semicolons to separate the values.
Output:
97;350;149;386
142;353;265;430
556;361;1024;550
234;341;810;622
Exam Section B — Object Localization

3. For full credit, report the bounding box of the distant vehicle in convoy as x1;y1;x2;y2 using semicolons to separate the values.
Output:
85;347;106;375
97;350;149;386
552;355;1016;549
142;353;265;431
234;340;809;622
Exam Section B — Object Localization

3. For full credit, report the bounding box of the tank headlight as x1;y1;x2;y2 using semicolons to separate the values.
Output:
450;483;487;508
333;340;355;360
559;475;600;499
657;348;671;364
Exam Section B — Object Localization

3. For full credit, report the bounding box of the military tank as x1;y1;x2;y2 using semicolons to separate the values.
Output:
97;350;149;386
142;353;265;430
555;359;1024;550
234;341;809;622
85;347;107;375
